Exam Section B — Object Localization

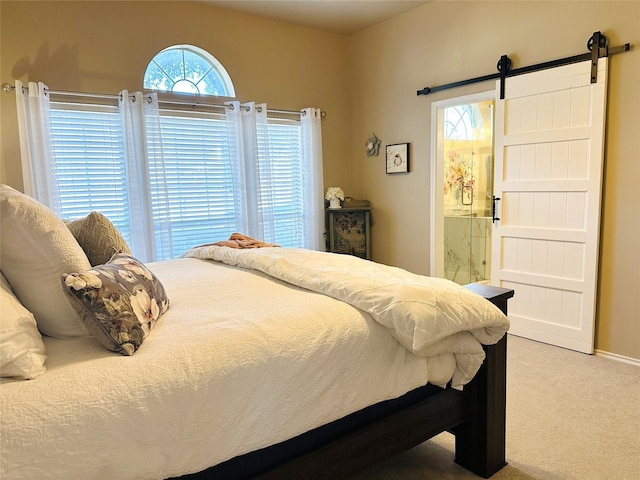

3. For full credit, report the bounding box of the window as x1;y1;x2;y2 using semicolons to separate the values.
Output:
256;118;305;247
49;101;306;260
43;45;311;260
444;104;487;141
151;109;238;258
50;103;133;246
143;45;235;97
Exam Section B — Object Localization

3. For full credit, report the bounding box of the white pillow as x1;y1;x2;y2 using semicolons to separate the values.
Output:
0;184;91;337
0;272;47;379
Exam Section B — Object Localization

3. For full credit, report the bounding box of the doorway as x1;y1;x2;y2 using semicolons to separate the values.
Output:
430;92;495;285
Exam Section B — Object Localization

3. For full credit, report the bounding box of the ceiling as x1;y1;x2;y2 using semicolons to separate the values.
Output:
201;1;431;35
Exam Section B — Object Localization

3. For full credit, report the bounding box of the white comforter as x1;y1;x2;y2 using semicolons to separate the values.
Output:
1;252;508;480
183;246;509;388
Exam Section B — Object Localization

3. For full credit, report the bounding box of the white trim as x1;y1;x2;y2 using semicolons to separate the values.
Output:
595;349;640;367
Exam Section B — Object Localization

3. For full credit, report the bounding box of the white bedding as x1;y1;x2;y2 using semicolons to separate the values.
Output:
0;252;508;480
183;246;509;387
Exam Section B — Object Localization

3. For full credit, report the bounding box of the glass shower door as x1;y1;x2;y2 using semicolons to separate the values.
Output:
439;99;494;285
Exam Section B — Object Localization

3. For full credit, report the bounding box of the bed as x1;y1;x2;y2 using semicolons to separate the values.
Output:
0;184;513;480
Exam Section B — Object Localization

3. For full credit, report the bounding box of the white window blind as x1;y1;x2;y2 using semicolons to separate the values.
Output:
154;109;239;259
49;102;133;246
48;100;306;260
261;119;305;247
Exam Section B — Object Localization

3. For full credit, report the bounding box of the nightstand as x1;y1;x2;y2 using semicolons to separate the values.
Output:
326;199;371;260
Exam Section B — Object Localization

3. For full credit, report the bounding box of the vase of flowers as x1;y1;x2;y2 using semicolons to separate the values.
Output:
325;186;345;209
444;149;474;211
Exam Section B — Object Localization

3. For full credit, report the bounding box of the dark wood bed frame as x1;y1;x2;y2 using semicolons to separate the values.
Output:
178;284;514;480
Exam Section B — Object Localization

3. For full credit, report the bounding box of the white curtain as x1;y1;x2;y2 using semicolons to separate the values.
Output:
14;83;325;256
252;103;276;242
224;100;250;235
119;91;171;262
224;101;276;243
226;102;324;248
301;108;325;250
14;80;59;210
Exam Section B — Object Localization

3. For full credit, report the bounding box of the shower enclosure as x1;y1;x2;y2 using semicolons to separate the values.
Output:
432;96;494;285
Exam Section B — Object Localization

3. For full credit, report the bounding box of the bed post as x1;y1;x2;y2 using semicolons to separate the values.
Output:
456;284;514;478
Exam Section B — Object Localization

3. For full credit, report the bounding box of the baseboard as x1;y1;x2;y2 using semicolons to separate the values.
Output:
595;349;640;367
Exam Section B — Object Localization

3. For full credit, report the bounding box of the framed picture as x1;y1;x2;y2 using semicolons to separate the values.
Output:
385;143;410;174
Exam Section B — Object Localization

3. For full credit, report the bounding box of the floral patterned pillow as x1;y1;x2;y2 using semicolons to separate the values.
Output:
62;253;169;355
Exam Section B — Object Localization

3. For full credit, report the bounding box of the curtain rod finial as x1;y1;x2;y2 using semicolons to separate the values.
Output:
3;83;15;93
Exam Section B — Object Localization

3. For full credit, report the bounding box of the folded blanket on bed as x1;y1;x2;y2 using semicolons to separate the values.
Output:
197;232;280;249
182;246;509;388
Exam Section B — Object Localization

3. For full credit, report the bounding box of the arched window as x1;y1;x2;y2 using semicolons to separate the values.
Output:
143;44;235;96
444;103;490;141
444;105;475;140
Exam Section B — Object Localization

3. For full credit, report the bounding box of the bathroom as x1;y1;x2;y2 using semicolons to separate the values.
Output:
441;100;494;285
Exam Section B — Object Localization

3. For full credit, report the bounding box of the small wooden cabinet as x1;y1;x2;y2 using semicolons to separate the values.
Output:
326;199;371;260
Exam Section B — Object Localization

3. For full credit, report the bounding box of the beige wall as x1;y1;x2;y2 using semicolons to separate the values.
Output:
0;0;351;190
1;1;638;360
348;1;640;359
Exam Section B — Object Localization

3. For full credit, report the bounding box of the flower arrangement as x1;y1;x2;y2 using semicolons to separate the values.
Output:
443;149;475;195
325;186;345;201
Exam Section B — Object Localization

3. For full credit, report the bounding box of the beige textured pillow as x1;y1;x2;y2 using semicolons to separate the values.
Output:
0;184;91;338
66;211;132;266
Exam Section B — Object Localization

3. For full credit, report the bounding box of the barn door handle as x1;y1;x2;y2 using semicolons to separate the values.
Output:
492;196;501;224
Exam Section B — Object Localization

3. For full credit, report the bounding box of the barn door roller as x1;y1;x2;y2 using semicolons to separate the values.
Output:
417;31;630;99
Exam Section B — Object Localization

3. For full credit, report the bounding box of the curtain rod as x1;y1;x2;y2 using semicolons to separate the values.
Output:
2;83;325;118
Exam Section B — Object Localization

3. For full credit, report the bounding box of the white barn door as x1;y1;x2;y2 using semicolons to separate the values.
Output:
491;58;608;353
